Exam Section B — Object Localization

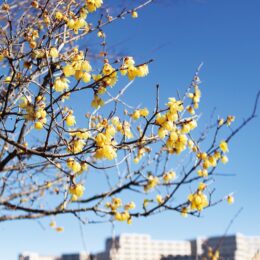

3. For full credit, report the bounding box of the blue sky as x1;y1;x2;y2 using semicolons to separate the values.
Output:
1;0;260;259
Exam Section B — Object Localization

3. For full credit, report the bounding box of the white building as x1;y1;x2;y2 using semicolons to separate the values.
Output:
18;252;89;260
95;233;260;260
18;252;58;260
96;233;194;260
18;234;260;260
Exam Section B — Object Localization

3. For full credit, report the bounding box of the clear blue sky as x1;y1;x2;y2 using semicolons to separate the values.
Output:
1;0;260;259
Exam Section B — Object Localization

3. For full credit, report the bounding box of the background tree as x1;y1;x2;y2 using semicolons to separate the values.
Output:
0;0;259;231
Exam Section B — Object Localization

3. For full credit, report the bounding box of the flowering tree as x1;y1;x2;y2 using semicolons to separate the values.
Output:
0;0;259;231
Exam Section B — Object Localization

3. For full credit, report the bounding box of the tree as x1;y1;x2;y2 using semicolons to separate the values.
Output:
0;0;259;229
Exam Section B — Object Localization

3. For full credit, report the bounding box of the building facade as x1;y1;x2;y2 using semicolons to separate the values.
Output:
96;234;192;260
18;233;260;260
95;233;260;260
18;252;89;260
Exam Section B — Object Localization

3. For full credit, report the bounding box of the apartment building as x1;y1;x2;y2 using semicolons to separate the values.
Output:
95;233;260;260
200;234;260;260
96;233;194;260
18;252;89;260
18;233;260;260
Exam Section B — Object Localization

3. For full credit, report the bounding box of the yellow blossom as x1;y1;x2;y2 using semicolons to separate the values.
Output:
49;47;59;58
137;64;149;77
49;220;56;228
144;175;159;192
227;115;235;126
55;11;63;20
63;64;75;77
53;77;69;92
131;11;138;18
86;0;103;12
82;72;91;83
181;207;188;217
131;110;141;120
188;191;208;211
219;140;229;153
34;121;43;130
55;227;64;232
156;195;164;204
163;171;176;183
69;183;85;198
66;114;76;127
127;65;138;80
124;201;136;211
227;195;234;204
221;155;229;164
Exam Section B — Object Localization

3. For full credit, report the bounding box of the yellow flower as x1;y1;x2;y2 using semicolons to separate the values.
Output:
66;114;76;127
227;195;234;204
80;162;88;172
158;127;168;139
68;139;85;154
111;197;122;209
181;207;188;217
197;169;208;177
96;145;117;160
55;227;64;232
68;160;81;173
0;53;4;61
187;106;195;115
34;121;43;130
227;115;235;126
219;140;229;153
49;47;59;58
69;183;85;198
54;77;69;92
221;155;229;164
131;11;138;18
137;64;149;77
127;65;138;80
81;60;92;72
91;95;104;109
144;175;159;192
188;191;208;211
49;220;56;228
82;72;91;83
162;171;176;183
114;212;123;221
29;41;37;49
63;64;75;77
218;118;224;126
131;110;141;120
156;195;164;204
140;108;149;117
55;11;63;20
70;129;90;139
198;182;207;191
102;63;115;75
124;56;135;67
124;201;136;211
86;0;103;12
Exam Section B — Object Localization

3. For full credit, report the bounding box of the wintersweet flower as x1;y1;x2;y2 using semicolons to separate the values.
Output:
131;11;138;18
63;64;75;77
69;183;85;198
86;0;103;13
188;191;208;211
219;140;229;153
227;195;234;204
49;47;59;58
53;77;69;92
66;114;76;127
156;195;164;204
